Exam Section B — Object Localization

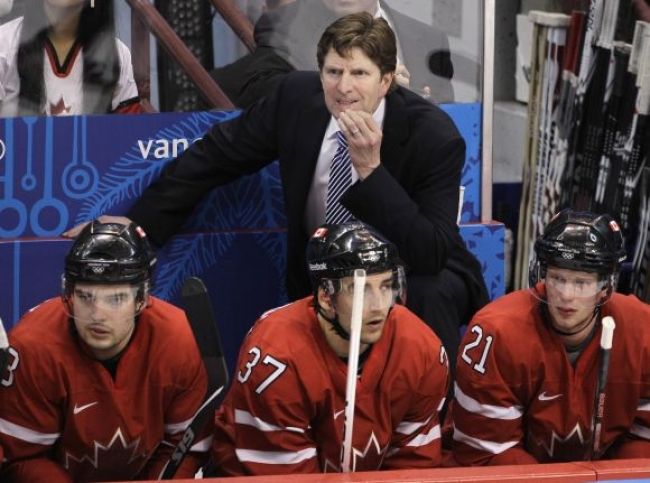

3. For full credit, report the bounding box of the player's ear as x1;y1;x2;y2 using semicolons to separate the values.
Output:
317;283;336;317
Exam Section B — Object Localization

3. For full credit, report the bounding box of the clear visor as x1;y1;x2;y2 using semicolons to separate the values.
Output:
529;269;610;309
322;266;406;308
63;284;146;323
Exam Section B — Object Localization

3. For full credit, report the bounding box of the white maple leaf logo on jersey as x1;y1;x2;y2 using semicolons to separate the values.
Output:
322;431;388;472
64;427;148;479
535;422;587;459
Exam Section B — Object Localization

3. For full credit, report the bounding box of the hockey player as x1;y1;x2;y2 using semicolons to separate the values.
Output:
211;222;449;475
0;221;208;481
0;0;141;116
453;209;650;465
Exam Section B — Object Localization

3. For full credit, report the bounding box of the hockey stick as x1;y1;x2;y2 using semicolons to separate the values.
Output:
340;269;366;473
591;315;616;459
158;277;229;479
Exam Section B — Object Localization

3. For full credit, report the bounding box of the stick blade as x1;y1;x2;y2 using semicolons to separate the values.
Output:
181;277;229;390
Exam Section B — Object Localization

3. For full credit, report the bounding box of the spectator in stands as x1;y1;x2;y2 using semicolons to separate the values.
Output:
453;209;650;465
0;221;209;481
212;222;449;474
633;0;650;21
65;12;488;391
0;0;141;116
211;0;454;107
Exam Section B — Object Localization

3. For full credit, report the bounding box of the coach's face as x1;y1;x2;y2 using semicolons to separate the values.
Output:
322;0;379;16
320;47;392;118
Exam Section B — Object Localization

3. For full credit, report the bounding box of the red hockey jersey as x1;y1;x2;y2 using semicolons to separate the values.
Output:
0;297;208;482
453;290;650;465
213;296;449;475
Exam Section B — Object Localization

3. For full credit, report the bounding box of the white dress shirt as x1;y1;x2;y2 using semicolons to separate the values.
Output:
304;98;386;235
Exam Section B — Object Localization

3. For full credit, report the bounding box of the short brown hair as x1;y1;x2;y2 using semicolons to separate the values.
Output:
317;12;397;79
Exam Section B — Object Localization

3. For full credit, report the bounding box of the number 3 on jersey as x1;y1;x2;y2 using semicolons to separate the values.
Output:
1;347;20;387
237;346;287;394
460;325;493;375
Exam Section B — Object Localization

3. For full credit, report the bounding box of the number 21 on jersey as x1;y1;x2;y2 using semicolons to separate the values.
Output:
237;346;287;394
460;325;493;375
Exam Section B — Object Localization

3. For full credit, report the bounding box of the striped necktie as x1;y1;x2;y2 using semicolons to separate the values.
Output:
325;131;355;224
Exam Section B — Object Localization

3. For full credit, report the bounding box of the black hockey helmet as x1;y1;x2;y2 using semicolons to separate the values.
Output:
306;222;405;301
530;209;626;299
533;209;625;274
64;220;156;288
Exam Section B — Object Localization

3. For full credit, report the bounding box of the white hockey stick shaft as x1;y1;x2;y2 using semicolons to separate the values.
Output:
0;316;8;350
0;317;9;379
592;315;615;458
340;269;366;473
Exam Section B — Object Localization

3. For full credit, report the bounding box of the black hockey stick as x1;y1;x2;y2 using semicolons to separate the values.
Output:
158;277;229;479
590;315;616;459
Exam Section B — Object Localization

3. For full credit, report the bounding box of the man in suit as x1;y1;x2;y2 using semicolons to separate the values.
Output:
211;0;454;107
66;12;487;382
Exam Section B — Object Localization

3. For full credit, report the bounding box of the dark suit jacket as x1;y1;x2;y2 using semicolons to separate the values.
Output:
128;71;486;314
210;0;454;107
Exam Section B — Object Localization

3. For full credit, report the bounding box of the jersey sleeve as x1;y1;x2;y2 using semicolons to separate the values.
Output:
382;342;449;469
452;321;537;466
212;335;320;475
111;38;141;113
0;339;68;478
138;323;209;479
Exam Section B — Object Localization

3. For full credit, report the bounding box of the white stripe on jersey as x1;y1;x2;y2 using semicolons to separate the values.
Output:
235;447;317;465
386;422;441;457
454;382;524;420
453;426;519;454
630;423;650;441
235;409;306;434
638;399;650;412
164;416;193;435
189;435;213;452
406;424;441;447
395;414;432;435
0;417;60;445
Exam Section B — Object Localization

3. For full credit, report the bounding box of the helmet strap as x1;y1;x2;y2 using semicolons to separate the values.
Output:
315;304;351;341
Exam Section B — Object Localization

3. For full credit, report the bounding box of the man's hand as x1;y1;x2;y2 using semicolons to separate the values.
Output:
337;110;382;180
62;215;133;238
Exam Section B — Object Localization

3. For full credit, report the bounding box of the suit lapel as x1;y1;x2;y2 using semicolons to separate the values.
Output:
290;88;330;218
380;89;409;171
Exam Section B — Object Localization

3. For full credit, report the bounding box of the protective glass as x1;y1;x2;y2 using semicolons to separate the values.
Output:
544;271;607;298
322;266;406;308
529;265;610;309
63;283;146;323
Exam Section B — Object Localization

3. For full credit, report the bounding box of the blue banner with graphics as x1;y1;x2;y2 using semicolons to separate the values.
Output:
0;106;502;367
